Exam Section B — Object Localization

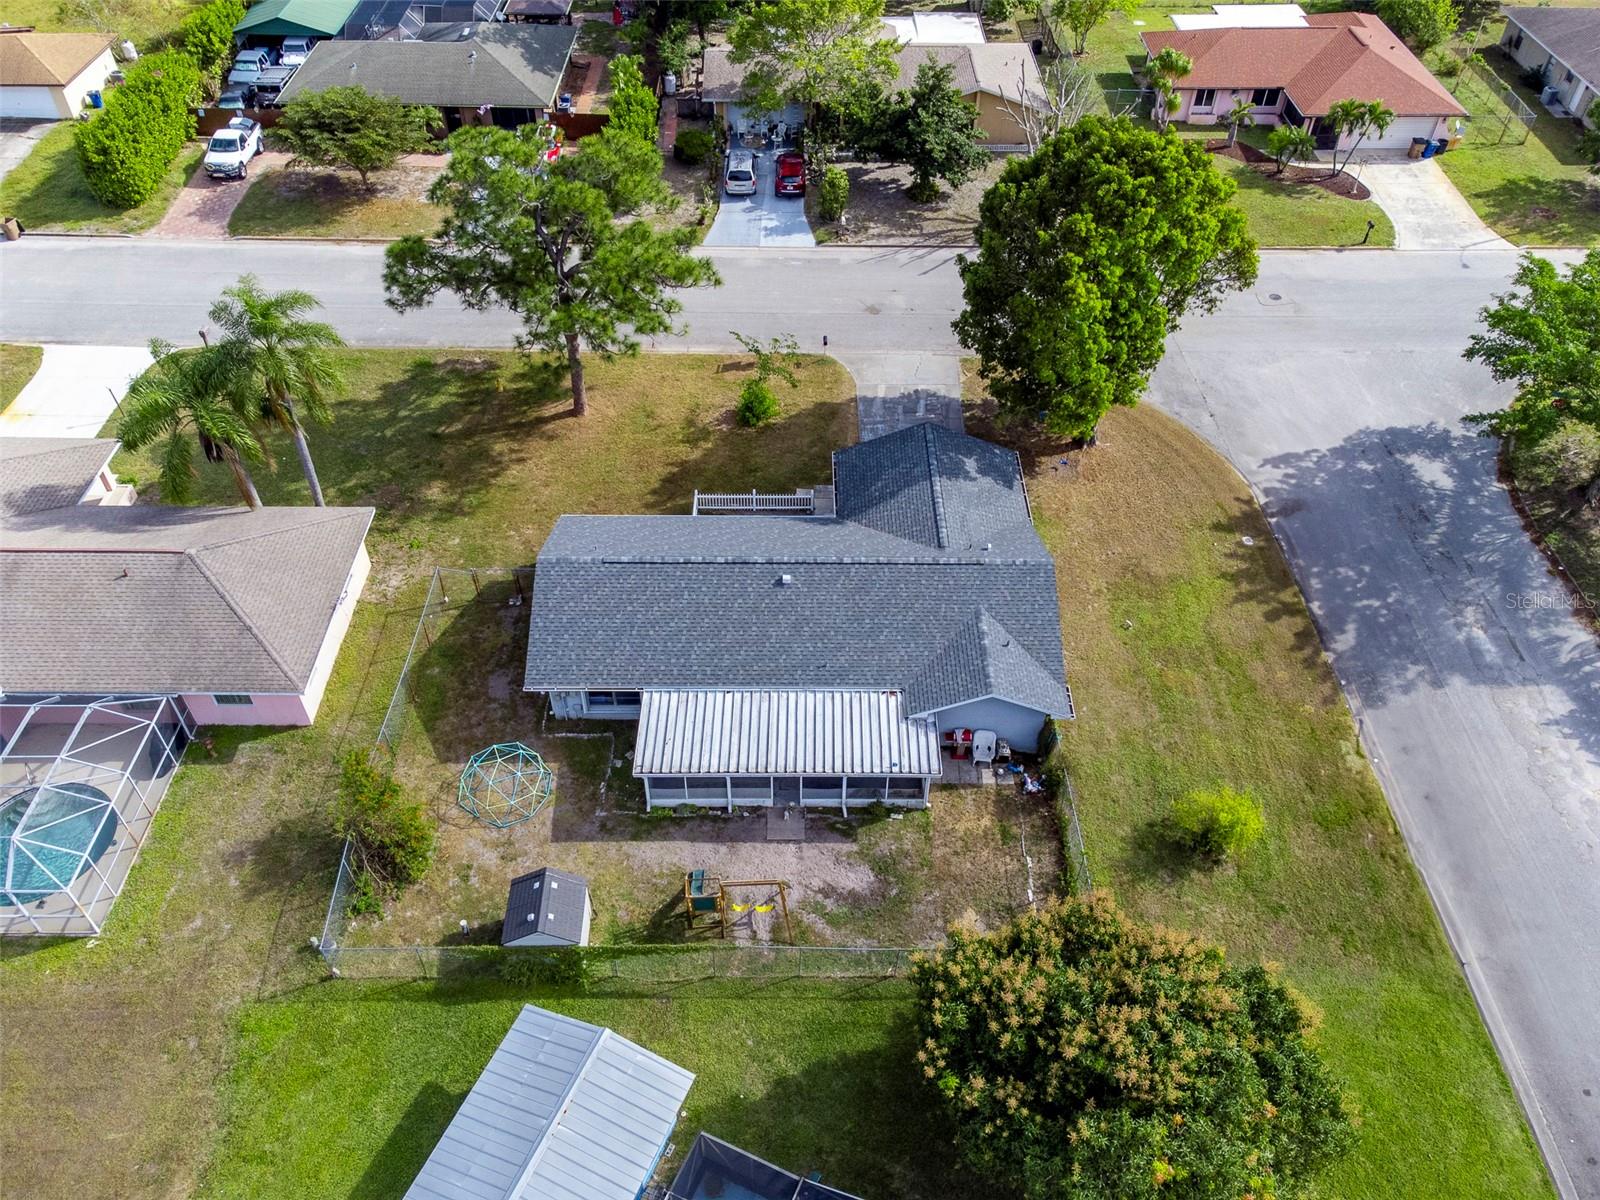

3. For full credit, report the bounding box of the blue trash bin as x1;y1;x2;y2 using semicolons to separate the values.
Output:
86;90;103;109
1420;139;1438;158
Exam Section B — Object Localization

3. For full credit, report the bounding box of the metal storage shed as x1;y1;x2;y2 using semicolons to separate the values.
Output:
501;866;591;947
404;1004;694;1200
234;0;362;40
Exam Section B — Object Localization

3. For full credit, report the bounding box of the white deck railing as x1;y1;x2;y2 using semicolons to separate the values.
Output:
691;490;815;515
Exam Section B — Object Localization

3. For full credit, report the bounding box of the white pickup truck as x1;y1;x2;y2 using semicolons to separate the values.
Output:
203;117;263;181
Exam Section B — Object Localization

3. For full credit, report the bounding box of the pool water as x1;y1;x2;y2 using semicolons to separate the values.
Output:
0;783;118;902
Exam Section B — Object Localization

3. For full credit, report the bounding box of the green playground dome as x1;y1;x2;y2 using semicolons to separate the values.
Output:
458;742;554;828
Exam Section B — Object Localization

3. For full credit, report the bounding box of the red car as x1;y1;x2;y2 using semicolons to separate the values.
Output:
774;152;806;197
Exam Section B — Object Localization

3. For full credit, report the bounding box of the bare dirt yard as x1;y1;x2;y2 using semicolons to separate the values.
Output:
811;156;1007;245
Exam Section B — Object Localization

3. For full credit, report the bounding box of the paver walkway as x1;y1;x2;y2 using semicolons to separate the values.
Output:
1356;154;1512;250
0;344;152;438
151;151;287;239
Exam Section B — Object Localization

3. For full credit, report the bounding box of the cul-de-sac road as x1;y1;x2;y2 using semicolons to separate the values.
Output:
1;239;1596;1197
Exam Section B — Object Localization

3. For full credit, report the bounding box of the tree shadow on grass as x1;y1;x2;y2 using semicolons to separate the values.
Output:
1468;173;1600;245
345;1082;465;1200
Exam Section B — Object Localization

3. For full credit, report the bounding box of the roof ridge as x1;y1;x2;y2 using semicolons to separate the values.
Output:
182;506;367;555
184;551;301;689
509;1019;608;1198
923;423;950;550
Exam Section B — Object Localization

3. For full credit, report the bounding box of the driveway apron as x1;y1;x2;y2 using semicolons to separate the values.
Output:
1356;154;1512;250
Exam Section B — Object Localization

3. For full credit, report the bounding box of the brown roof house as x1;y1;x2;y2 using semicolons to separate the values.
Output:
0;28;117;120
0;436;373;727
1500;6;1600;124
1142;12;1466;151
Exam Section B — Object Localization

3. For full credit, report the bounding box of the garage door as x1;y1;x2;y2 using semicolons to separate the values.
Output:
0;87;63;120
1363;116;1442;150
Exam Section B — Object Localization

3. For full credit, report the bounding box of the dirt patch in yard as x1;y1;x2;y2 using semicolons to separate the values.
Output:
811;156;1007;245
1210;139;1374;201
226;154;446;239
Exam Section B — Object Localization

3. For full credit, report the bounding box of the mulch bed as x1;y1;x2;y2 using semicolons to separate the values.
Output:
1206;138;1374;201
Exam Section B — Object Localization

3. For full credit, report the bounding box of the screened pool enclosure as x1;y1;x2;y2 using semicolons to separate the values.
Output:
0;696;192;935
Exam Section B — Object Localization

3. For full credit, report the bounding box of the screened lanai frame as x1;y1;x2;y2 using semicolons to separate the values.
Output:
0;695;193;936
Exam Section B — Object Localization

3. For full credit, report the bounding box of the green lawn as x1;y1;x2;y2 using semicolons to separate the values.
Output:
0;122;201;234
228;163;447;240
0;343;43;413
3;0;202;48
1002;398;1554;1200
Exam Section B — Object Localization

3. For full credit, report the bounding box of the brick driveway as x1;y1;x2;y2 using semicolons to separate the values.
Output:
150;150;287;238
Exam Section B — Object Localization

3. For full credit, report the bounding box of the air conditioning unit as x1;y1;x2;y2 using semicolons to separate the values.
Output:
1541;84;1560;105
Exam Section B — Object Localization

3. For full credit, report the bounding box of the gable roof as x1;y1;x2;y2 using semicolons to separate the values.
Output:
1;504;372;695
278;21;576;108
0;437;117;518
1141;12;1466;117
404;1004;694;1200
1506;6;1600;87
701;41;1047;109
0;30;111;87
234;0;362;37
524;427;1072;721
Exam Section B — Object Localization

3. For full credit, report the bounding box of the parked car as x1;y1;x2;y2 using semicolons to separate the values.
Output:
250;65;297;107
226;48;272;87
276;37;313;66
774;151;805;197
203;117;263;180
217;84;256;110
723;150;756;197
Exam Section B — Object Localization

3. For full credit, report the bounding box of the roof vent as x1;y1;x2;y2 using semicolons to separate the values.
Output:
525;912;537;923
467;48;477;62
778;573;794;586
459;23;473;38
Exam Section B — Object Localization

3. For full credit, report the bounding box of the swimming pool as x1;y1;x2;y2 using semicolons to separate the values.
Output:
0;782;118;904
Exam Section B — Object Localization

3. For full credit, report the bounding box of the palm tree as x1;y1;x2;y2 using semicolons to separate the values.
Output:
1266;124;1317;175
210;275;346;507
1147;48;1193;127
118;340;266;508
1223;96;1255;147
1325;98;1395;177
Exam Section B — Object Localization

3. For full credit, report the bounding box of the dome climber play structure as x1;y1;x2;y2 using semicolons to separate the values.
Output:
457;742;555;828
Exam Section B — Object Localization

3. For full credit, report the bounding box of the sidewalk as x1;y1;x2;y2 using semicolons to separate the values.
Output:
0;344;152;438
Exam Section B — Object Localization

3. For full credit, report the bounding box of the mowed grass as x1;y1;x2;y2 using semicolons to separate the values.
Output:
0;0;199;44
228;163;447;240
0;122;202;234
0;343;43;412
0;352;858;1200
1007;399;1553;1199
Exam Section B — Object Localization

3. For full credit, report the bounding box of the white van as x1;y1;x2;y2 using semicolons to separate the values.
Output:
723;150;756;197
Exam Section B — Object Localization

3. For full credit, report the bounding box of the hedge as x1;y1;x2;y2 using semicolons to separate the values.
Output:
76;51;201;209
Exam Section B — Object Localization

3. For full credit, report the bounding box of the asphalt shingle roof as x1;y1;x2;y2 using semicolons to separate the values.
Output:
1506;6;1600;88
701;41;1047;108
278;22;577;109
0;30;111;88
524;426;1072;720
0;437;118;518
2;504;373;695
502;867;588;946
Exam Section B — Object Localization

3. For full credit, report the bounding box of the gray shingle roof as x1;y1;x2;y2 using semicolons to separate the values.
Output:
502;866;588;946
700;42;1047;108
0;437;118;518
278;21;577;109
1506;6;1600;87
524;428;1072;720
403;1004;694;1200
1;504;372;695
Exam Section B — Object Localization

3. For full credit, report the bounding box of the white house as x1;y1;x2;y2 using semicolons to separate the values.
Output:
1500;6;1600;124
524;425;1074;813
0;29;117;120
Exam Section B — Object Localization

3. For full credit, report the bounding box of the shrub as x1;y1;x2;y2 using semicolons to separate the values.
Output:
1376;0;1459;52
673;127;714;166
178;0;246;84
1518;419;1600;496
735;377;779;426
1168;786;1265;861
912;896;1354;1200
499;947;591;987
270;86;440;187
818;164;849;222
334;750;435;889
75;51;201;208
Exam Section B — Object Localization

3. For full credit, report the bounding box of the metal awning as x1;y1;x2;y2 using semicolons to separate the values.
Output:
634;689;941;777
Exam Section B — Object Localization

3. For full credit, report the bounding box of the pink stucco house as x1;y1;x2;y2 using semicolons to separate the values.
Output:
1142;13;1467;152
1;437;372;727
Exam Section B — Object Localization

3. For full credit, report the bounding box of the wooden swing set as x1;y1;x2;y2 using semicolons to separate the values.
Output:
683;870;795;944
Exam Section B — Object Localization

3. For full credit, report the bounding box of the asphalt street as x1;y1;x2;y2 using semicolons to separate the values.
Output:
1;238;1596;1196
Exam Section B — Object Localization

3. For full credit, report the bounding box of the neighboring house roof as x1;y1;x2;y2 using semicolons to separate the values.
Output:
0;30;112;88
1141;12;1467;117
1171;3;1307;31
1505;6;1600;87
501;866;588;945
882;11;985;45
701;41;1047;109
1;504;373;695
234;0;362;37
0;437;117;518
403;1004;695;1200
634;688;944;776
278;21;577;108
525;425;1073;722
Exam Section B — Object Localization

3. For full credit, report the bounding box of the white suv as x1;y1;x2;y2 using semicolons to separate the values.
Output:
204;117;263;181
723;150;756;196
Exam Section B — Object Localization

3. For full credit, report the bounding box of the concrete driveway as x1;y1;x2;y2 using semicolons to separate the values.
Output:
0;344;152;438
1356;154;1512;250
0;118;57;187
703;151;815;248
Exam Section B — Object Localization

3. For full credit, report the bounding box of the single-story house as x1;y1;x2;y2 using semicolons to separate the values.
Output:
233;0;361;47
700;39;1048;148
404;1004;694;1200
0;436;373;727
277;20;576;129
524;424;1074;813
1500;6;1600;124
1142;12;1467;150
501;866;592;947
0;29;116;120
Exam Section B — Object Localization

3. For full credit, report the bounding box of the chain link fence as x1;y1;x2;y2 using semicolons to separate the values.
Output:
1453;60;1537;147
